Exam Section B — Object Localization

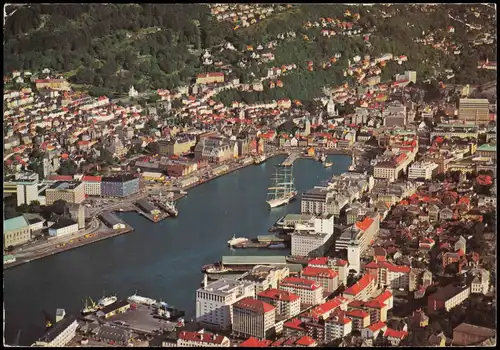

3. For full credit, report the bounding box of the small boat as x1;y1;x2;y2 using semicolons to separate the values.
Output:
268;243;287;249
97;294;117;308
205;266;233;274
324;161;333;168
286;255;311;264
227;234;249;247
81;297;98;315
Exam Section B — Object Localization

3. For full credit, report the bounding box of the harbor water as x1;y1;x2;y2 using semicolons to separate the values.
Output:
3;154;351;345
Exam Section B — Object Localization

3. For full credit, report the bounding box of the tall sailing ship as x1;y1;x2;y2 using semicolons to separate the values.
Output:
266;165;297;208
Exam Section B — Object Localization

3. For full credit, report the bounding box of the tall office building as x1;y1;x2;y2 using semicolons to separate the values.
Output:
458;98;490;125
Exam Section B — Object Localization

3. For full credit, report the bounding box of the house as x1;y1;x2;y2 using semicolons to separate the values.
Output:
177;330;231;347
383;328;408;346
439;207;453;221
33;313;78;347
361;320;387;339
428;332;447;346
48;218;79;237
325;309;352;342
407;309;429;329
95;325;133;346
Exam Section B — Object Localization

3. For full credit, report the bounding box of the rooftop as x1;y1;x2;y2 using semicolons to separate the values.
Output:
222;255;286;265
258;288;300;302
453;323;495;338
344;274;375;296
235;297;275;314
178;331;227;345
48;181;82;190
4;215;29;232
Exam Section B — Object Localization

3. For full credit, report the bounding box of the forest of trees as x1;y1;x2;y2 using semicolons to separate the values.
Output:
5;4;496;100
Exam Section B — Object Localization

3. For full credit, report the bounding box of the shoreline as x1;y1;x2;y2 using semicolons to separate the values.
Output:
4;226;134;270
4;150;353;270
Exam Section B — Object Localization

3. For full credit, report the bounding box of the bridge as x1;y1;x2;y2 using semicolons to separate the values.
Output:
281;152;300;166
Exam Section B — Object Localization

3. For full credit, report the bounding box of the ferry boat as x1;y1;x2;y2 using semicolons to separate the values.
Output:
97;295;117;308
266;165;297;208
228;235;249;247
320;153;327;163
127;293;157;306
164;201;178;217
205;266;233;274
324;161;333;168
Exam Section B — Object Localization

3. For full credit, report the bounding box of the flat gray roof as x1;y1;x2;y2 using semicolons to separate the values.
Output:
222;256;286;265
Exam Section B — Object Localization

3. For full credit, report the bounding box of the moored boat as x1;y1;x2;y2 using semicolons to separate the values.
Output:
285;255;311;264
324;161;333;168
268;243;287;249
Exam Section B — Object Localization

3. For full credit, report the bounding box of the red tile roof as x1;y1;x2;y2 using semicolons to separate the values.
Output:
82;176;102;182
178;331;227;345
328;309;352;325
235;297;275;314
384;328;408;339
368;321;387;332
348;300;365;308
295;336;316;346
346;309;369;319
281;277;321;291
355;216;374;232
258;289;300;302
373;290;393;304
240;337;272;347
302;266;338;279
308;257;329;266
364;299;386;309
48;175;74;181
310;297;344;318
283;318;305;331
344;274;375;296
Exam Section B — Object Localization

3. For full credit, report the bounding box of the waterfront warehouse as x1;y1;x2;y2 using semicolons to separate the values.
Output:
99;212;127;230
178;176;199;188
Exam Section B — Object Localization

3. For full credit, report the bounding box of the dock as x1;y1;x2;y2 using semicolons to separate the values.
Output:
281;152;300;166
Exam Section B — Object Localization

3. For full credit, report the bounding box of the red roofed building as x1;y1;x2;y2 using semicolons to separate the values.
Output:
362;320;387;340
239;337;272;347
309;258;349;285
373;290;393;310
257;289;301;318
384;328;408;345
363;299;388;323
364;258;411;290
345;309;370;330
177;330;230;347
301;266;339;293
269;335;317;347
343;274;376;302
309;296;349;320
82;176;102;196
325;309;353;342
233;298;276;340
279;277;323;305
419;238;435;250
283;318;307;338
48;175;74;181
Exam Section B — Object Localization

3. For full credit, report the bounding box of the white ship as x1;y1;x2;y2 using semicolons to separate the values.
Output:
266;165;297;209
97;295;117;308
254;154;266;164
320;153;327;163
228;235;249;247
127;293;157;306
324;161;333;168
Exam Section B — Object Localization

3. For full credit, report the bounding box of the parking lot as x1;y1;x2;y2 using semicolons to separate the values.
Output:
105;304;178;334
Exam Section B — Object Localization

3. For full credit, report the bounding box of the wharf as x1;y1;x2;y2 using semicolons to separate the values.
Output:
4;226;134;270
222;255;287;266
281;152;300;166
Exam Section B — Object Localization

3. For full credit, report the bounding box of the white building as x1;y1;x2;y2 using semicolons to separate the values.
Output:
279;277;323;305
196;279;255;331
408;161;438;180
232;298;276;340
241;265;290;295
177;330;231;347
48;219;79;237
129;85;139;98
325;310;353;342
469;268;490;295
395;70;417;84
257;289;301;319
82;176;102;196
33;314;78;347
301;266;339;293
291;214;335;257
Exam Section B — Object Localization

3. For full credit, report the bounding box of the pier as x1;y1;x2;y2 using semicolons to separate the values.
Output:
281;152;300;166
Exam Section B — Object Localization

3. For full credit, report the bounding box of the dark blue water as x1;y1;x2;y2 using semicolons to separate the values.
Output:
4;155;351;345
